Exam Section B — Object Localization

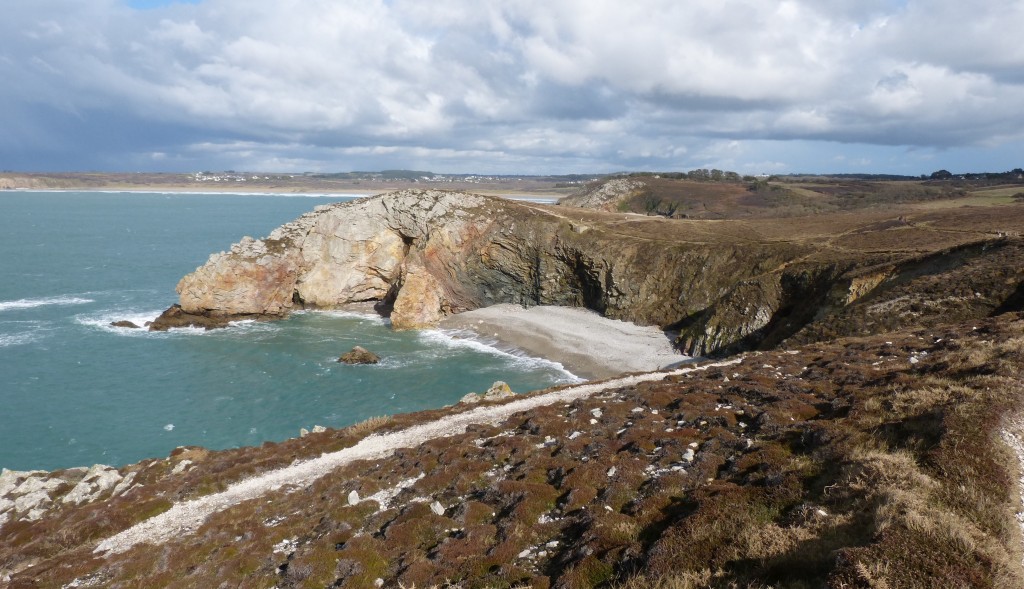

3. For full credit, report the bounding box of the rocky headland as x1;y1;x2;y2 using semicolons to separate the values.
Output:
4;189;1024;588
153;189;1024;358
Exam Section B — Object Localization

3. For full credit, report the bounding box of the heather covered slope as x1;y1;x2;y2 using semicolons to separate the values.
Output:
3;314;1024;588
5;193;1024;588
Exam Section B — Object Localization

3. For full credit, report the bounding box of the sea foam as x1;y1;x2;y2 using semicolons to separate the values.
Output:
0;296;94;313
421;329;581;383
75;309;167;334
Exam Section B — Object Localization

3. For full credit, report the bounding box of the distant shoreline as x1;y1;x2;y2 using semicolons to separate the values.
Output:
0;185;562;202
0;172;574;199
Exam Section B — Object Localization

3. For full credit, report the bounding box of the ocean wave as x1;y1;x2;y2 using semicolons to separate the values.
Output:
296;309;389;325
0;296;94;313
420;329;581;381
0;331;41;348
75;309;168;334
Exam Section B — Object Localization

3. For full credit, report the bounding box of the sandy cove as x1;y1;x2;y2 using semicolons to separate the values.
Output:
438;304;689;380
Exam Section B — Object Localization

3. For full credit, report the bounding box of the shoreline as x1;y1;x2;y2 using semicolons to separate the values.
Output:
0;186;561;202
439;304;689;380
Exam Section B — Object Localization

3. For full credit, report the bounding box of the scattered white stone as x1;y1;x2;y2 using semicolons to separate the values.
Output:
683;449;695;462
62;465;123;506
364;473;425;511
430;500;445;515
273;537;298;554
535;436;557;449
348;490;361;505
518;548;533;559
607;466;617;477
631;407;645;414
374;578;385;588
171;460;193;475
546;540;559;548
568;431;582;440
689;442;699;448
591;408;603;418
263;516;286;527
909;356;920;364
111;471;137;497
589;419;598;425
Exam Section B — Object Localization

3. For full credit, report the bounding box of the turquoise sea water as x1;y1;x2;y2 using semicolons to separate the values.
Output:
0;191;576;472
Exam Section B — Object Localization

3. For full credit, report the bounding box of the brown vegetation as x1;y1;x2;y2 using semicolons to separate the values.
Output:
4;180;1024;587
3;312;1024;588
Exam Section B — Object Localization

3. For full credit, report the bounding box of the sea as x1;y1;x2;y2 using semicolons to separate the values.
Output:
0;191;578;472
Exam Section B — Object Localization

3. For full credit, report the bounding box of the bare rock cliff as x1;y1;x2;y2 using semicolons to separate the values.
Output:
152;189;1024;356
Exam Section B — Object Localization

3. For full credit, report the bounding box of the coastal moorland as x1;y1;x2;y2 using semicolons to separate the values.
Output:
2;172;1024;588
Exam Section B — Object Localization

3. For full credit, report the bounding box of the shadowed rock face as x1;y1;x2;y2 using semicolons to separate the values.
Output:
154;189;1024;356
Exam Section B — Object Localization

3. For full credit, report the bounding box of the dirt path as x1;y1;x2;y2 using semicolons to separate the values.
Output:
94;359;741;556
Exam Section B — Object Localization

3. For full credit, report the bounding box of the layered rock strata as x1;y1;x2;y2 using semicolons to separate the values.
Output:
153;189;1024;356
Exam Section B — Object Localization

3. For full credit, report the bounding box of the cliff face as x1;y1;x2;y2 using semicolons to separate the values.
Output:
155;189;1024;356
152;190;815;351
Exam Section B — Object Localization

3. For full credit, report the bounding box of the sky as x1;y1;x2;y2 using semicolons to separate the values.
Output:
2;0;1022;176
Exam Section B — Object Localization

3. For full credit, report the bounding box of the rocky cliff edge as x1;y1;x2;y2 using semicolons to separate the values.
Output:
151;189;1024;357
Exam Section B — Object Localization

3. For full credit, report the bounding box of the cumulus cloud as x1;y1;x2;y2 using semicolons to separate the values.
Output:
1;0;1021;173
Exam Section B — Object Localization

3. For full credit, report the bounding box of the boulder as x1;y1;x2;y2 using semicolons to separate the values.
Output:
110;320;140;329
483;381;515;401
148;304;236;331
338;346;381;365
460;382;516;404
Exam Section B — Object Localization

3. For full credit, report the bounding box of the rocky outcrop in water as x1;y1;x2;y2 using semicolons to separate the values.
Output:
337;346;381;365
155;189;1024;356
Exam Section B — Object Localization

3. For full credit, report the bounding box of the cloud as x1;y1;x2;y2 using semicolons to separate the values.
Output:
1;0;1022;173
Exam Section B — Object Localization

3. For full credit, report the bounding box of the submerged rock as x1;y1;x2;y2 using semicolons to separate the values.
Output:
338;346;381;365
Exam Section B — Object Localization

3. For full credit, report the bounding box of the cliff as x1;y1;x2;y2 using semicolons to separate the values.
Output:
153;189;1024;357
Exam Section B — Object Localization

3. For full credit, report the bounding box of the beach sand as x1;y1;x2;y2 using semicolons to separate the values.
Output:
439;304;689;380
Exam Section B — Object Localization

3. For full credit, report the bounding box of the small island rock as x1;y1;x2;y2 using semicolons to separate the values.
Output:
110;320;140;329
338;346;381;365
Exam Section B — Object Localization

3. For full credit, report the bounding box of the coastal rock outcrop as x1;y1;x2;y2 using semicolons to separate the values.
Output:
157;189;1024;356
0;465;129;525
557;177;648;211
338;346;381;365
